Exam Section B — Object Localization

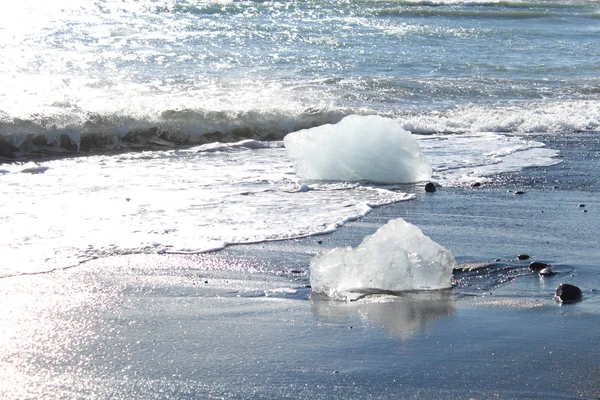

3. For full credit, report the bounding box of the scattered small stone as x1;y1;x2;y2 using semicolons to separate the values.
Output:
494;258;502;262
578;204;585;208
517;254;530;261
126;198;131;202
425;182;436;193
583;210;588;213
290;269;302;274
333;370;340;374
539;267;556;277
514;191;525;195
204;280;209;284
317;240;323;244
472;182;482;187
305;284;311;289
554;283;582;303
529;261;550;271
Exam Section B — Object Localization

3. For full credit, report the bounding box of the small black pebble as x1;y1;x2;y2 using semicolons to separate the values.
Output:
305;284;311;289
555;283;582;303
583;210;588;213
425;182;436;193
514;191;525;195
317;240;323;244
517;254;530;260
204;280;209;284
529;261;549;271
125;198;131;202
333;371;339;374
578;204;585;208
472;182;481;187
290;269;302;274
494;258;502;262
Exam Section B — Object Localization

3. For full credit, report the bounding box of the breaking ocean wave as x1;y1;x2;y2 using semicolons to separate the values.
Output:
1;100;597;161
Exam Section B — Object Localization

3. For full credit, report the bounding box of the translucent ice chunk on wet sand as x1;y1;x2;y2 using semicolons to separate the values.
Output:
284;115;432;183
310;218;456;301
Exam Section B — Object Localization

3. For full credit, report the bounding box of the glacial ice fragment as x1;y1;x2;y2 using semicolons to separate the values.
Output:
284;115;432;183
310;218;456;301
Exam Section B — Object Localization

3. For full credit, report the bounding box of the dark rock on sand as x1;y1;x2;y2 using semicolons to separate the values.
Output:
425;182;436;193
554;283;582;303
471;182;482;187
514;191;526;195
517;254;530;261
529;261;549;271
539;267;556;277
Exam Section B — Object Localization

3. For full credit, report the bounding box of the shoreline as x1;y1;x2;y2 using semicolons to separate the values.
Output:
1;132;599;399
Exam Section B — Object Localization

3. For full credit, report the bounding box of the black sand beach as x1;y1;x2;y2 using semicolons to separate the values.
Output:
1;132;599;399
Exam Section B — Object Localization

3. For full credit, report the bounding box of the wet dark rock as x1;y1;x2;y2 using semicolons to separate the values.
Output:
554;283;582;303
517;254;530;260
290;269;302;274
425;182;436;193
514;191;526;195
539;267;556;277
471;182;482;187
317;240;323;244
578;204;586;208
529;261;550;271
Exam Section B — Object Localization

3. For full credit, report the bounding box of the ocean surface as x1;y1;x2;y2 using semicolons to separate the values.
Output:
1;0;599;276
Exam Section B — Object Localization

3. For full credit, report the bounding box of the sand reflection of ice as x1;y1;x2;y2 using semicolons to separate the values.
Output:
310;290;455;340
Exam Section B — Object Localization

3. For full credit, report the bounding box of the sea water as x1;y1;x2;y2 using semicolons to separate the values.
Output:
1;0;599;275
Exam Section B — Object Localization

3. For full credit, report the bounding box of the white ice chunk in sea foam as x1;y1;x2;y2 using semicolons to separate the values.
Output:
284;115;432;184
310;218;456;301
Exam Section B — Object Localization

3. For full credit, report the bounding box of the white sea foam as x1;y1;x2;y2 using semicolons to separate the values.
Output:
310;218;456;301
284;115;432;184
0;128;561;276
397;100;600;135
0;145;413;276
417;132;560;185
